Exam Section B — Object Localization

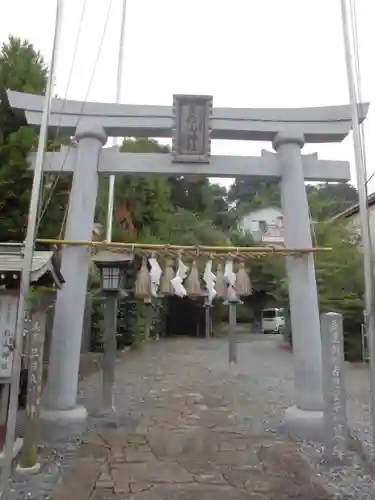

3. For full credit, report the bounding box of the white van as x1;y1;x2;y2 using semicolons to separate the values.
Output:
261;308;285;333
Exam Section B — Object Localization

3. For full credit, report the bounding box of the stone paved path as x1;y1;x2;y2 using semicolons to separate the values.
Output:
51;338;333;500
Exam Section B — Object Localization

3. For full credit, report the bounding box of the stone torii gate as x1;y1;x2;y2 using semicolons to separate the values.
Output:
7;90;368;440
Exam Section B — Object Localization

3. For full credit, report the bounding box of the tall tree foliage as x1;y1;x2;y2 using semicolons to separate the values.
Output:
96;138;234;243
168;177;236;230
0;37;47;241
307;182;358;220
228;178;281;211
96;138;172;240
0;36;70;241
229;176;358;222
230;175;364;357
268;217;364;359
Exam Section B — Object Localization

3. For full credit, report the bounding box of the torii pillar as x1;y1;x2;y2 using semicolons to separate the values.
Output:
41;122;107;421
274;132;324;440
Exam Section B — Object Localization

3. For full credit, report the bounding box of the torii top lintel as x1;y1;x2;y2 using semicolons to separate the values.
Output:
6;90;369;144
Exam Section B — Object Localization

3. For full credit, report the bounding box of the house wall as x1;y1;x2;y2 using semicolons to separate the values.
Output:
239;207;284;244
240;207;283;231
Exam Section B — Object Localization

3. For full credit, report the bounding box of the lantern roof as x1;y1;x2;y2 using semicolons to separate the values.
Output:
92;250;133;266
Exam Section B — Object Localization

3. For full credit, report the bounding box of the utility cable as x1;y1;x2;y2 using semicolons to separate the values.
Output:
349;0;374;260
37;0;87;230
349;0;372;187
37;0;113;231
345;0;375;345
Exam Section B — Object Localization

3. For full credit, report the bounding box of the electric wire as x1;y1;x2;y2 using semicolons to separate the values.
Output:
346;0;375;347
349;1;374;257
349;0;368;184
37;0;113;229
311;2;363;247
37;0;113;231
37;0;88;231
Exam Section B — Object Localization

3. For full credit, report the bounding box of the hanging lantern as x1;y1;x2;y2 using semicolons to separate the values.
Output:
160;259;175;296
186;260;202;297
135;257;152;298
215;263;226;298
235;263;252;297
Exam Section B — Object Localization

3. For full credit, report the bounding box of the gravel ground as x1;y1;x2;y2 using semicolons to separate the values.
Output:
191;335;374;499
7;334;375;499
8;347;156;499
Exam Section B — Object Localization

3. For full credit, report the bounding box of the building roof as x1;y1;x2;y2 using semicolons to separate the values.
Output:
0;244;64;287
332;192;375;221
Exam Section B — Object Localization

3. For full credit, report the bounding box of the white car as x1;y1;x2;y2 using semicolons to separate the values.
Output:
261;308;285;333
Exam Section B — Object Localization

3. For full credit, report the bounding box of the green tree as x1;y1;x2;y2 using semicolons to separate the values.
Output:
96;137;234;245
168;177;235;231
307;182;358;220
229;175;358;224
0;36;47;93
201;182;237;231
270;218;364;359
96;138;172;240
0;35;70;241
0;37;47;241
158;209;231;246
228;178;281;215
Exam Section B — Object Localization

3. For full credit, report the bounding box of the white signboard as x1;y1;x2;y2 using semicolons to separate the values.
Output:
0;295;18;378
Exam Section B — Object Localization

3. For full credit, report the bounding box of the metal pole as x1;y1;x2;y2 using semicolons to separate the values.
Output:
102;296;118;411
228;302;237;364
205;307;211;339
106;0;127;242
144;299;153;341
340;0;375;454
0;1;63;495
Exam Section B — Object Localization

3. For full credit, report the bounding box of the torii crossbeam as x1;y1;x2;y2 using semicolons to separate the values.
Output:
29;147;350;182
7;90;368;143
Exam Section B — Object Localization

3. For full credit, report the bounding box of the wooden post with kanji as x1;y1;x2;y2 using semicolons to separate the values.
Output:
0;245;65;470
19;301;47;469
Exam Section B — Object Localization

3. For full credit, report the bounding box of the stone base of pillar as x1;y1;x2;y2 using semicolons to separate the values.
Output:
16;462;41;474
40;405;88;423
283;405;325;442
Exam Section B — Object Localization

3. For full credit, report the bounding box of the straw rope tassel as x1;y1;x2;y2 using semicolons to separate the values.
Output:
135;257;152;298
160;258;175;296
235;263;252;297
186;260;202;297
215;263;225;298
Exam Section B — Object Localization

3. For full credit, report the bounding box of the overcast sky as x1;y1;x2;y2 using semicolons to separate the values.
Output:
1;0;374;191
